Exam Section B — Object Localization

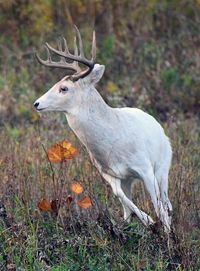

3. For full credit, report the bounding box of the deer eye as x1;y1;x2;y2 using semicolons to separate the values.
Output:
60;86;69;93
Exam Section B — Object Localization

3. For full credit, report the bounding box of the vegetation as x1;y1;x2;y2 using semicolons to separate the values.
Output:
0;1;199;270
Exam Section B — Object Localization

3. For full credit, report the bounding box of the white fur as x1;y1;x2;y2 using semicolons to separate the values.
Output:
34;64;172;232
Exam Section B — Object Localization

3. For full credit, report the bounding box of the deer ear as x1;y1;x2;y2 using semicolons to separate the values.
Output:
88;64;105;84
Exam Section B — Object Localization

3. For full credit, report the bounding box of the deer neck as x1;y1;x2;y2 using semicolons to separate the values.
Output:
66;86;109;119
65;86;112;145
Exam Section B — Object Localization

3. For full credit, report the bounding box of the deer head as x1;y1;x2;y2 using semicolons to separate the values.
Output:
34;26;105;114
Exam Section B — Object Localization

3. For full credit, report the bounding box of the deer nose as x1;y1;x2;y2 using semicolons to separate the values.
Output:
34;102;39;108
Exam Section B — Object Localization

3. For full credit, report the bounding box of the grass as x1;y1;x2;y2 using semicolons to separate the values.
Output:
0;112;199;270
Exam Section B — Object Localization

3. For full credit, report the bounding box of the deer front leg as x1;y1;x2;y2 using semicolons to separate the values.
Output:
102;173;154;227
119;179;134;222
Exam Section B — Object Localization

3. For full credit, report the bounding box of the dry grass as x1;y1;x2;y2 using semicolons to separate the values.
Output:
0;112;199;270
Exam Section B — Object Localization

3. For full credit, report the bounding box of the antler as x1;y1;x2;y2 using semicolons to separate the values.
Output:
35;25;96;81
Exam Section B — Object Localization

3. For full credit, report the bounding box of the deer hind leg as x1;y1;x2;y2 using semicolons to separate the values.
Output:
102;173;154;227
141;168;171;232
156;168;172;214
155;169;172;226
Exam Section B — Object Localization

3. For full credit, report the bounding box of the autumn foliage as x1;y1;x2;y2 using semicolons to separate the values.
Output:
47;140;78;163
37;198;51;212
37;140;92;212
71;182;84;194
77;196;92;209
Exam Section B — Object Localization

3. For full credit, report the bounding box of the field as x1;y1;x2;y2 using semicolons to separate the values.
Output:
0;1;200;270
0;113;199;270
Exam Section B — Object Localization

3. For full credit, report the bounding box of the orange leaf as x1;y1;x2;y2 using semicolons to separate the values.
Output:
37;198;51;212
77;196;92;209
47;140;78;163
71;182;84;194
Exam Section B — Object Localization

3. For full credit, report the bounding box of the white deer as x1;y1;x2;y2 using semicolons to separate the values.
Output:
34;26;172;232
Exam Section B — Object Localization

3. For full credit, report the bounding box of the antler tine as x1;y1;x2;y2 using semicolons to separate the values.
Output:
73;36;81;72
91;31;96;61
45;44;51;61
74;36;78;56
57;38;66;63
35;51;46;66
36;26;96;80
35;44;78;71
57;38;62;51
74;25;84;57
35;45;51;66
63;37;70;54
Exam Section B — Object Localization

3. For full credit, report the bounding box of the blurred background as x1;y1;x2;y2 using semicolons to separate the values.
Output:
0;1;200;270
0;0;200;125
